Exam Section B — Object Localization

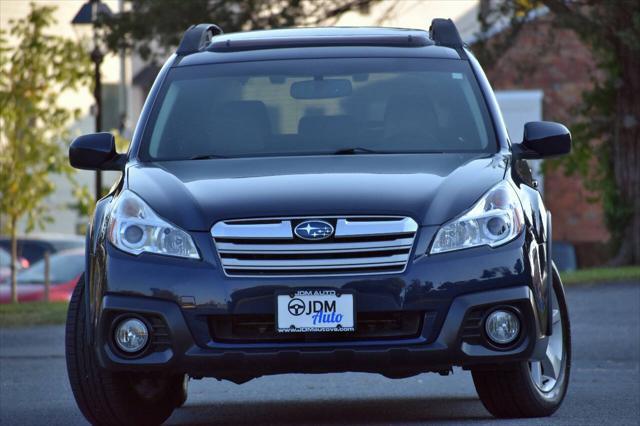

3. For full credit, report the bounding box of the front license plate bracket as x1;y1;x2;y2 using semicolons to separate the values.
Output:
276;289;355;333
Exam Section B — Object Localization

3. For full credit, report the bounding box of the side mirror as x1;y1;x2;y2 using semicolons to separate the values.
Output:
513;121;571;159
69;133;125;171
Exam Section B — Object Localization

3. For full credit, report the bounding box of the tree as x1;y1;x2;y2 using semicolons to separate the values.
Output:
474;0;640;265
0;4;91;303
101;0;378;61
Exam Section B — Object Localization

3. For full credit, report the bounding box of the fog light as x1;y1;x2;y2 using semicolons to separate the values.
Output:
114;318;148;353
485;309;520;345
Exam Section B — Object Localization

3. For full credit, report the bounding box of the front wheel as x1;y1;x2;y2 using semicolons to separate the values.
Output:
472;271;571;418
65;275;184;426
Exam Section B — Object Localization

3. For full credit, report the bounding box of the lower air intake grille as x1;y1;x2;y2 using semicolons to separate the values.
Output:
461;307;485;345
211;216;418;277
209;311;423;343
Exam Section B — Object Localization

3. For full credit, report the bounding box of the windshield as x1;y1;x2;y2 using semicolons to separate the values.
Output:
142;58;496;160
17;252;84;284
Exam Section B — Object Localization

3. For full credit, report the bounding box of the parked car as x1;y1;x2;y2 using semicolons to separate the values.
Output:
0;234;84;266
0;249;84;303
0;246;28;283
66;20;572;424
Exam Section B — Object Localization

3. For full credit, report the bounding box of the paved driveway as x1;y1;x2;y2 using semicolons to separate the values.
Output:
1;282;638;425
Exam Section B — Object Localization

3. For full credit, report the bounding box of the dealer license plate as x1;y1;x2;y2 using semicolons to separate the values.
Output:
277;290;355;333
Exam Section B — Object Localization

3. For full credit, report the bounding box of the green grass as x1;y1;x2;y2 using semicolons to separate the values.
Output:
0;301;68;328
561;266;640;285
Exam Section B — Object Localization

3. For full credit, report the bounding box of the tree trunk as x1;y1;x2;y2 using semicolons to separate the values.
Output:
10;216;18;304
610;10;640;266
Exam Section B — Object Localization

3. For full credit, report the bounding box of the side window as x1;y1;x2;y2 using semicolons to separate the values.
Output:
19;243;48;263
149;84;181;157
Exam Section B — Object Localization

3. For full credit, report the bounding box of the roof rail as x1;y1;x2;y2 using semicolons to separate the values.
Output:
209;32;432;52
429;18;464;49
177;23;223;56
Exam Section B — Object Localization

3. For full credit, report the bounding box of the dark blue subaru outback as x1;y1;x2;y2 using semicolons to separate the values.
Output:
66;19;572;425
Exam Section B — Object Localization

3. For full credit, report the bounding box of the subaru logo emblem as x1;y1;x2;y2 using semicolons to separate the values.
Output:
294;220;334;241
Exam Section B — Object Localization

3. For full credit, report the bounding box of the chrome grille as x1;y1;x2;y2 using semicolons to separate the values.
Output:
211;217;418;277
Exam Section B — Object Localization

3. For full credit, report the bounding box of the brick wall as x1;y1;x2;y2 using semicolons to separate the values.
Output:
477;17;610;265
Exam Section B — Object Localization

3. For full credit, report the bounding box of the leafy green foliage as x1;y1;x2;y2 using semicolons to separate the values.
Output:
473;0;543;67
0;4;91;302
544;1;640;264
100;0;377;61
474;0;640;264
559;77;632;251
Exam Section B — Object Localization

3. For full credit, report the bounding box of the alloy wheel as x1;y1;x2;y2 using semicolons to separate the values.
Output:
529;287;564;394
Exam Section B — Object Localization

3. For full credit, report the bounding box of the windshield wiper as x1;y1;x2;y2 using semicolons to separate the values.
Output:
190;154;229;160
332;147;384;155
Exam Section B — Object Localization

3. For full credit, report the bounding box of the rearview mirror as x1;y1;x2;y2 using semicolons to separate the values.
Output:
290;78;352;99
69;133;125;171
513;121;571;159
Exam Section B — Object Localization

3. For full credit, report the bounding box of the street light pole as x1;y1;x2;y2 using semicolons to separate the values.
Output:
92;46;103;201
72;0;112;203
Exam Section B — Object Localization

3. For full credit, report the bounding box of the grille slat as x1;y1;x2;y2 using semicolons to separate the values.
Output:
216;238;415;254
221;253;409;268
222;261;407;271
211;216;418;277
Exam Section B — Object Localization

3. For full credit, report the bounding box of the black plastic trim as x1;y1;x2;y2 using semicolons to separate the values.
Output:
177;23;223;56
429;18;467;59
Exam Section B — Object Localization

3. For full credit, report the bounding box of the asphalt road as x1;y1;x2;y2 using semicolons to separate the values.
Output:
1;282;638;426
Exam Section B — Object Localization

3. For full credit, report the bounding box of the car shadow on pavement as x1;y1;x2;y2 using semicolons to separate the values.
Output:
167;396;491;425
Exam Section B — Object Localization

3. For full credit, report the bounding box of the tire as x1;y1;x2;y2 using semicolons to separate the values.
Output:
65;275;183;426
174;375;189;408
471;270;571;418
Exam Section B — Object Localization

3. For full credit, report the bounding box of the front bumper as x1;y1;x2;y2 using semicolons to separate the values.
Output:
91;228;547;380
96;285;545;380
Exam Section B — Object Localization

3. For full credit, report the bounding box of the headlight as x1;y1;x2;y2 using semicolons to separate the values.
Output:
108;190;200;259
430;181;524;254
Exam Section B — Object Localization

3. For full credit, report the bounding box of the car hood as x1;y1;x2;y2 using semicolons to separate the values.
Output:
126;153;508;231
